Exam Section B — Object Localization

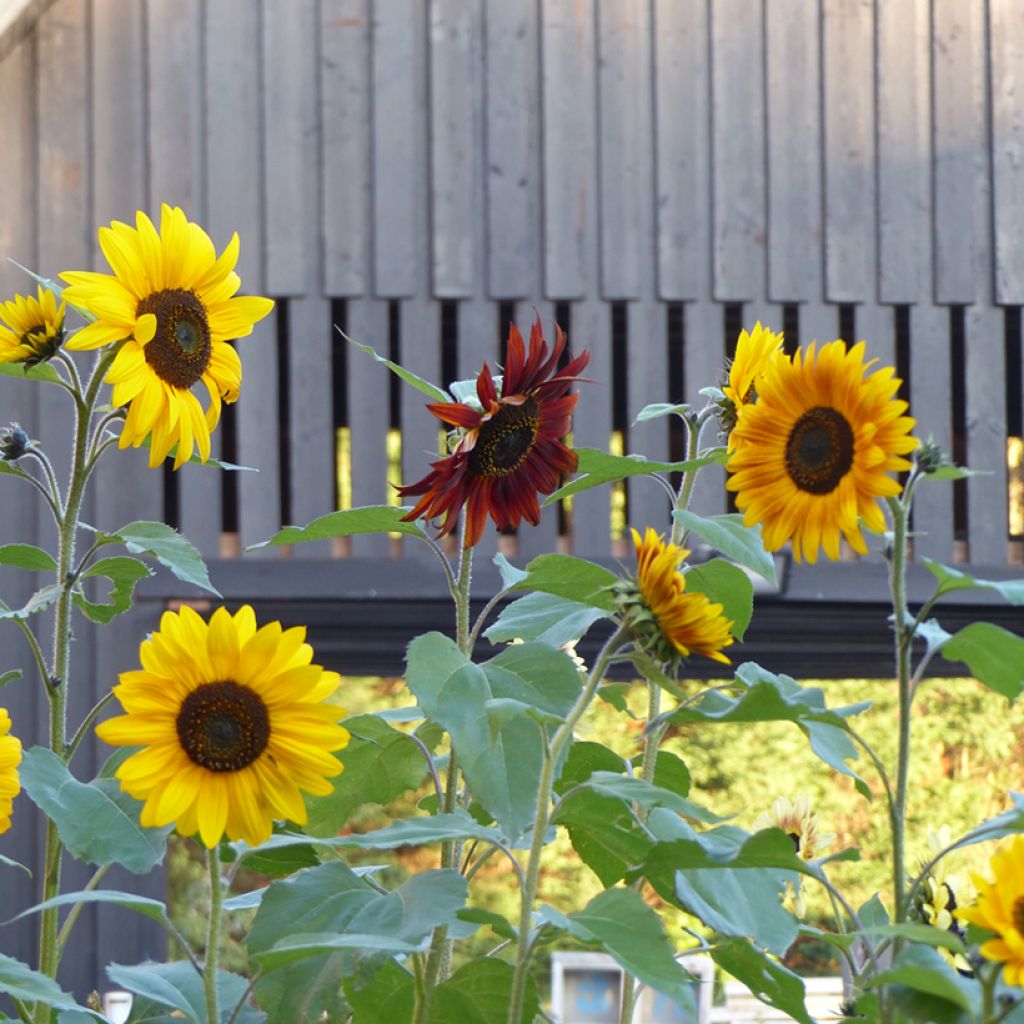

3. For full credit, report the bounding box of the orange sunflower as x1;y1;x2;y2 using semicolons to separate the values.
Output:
397;316;589;547
0;286;65;366
60;205;273;469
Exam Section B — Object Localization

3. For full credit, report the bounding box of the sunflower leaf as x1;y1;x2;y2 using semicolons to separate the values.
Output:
0;953;83;1012
940;622;1024;700
632;402;691;424
142;436;257;472
921;558;1024;605
92;520;218;595
74;555;152;624
484;590;607;645
12;889;170;927
867;944;980;1014
710;940;815;1024
672;511;777;586
513;553;619;611
0;544;57;572
250;506;428;549
683;558;754;642
342;329;450;403
0;583;63;620
0;361;71;387
545;447;727;504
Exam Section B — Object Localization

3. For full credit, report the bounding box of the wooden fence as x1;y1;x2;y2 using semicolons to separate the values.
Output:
0;0;1023;999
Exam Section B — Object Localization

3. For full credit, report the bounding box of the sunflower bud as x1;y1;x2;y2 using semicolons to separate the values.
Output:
916;437;950;475
0;423;31;461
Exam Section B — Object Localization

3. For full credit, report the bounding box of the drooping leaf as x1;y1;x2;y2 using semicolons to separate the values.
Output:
73;555;152;624
0;543;57;572
0;952;82;1010
0;851;30;875
484;591;608;646
251;506;429;550
710;940;814;1024
672;511;777;585
343;330;450;402
576;772;723;825
0;669;22;690
922;558;1024;605
93;521;217;595
632;402;691;424
492;552;528;588
940;622;1024;700
922;464;987;482
14;889;169;927
20;747;172;873
513;553;619;611
545;447;726;504
683;558;754;642
0;358;67;387
867;944;980;1015
0;583;63;620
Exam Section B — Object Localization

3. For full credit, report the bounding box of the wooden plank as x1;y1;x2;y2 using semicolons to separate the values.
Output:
909;305;954;560
684;301;727;518
877;0;931;304
147;0;221;557
430;0;481;298
822;0;875;303
965;305;1008;565
263;0;318;296
322;0;370;297
92;0;162;527
484;0;537;299
287;297;335;555
372;0;425;298
541;0;596;299
710;0;765;301
799;304;838;347
856;305;897;383
653;0;710;301
990;0;1024;305
765;0;824;303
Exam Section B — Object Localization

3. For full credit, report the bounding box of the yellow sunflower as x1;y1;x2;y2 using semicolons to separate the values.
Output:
0;286;65;366
957;834;1024;985
60;205;273;469
726;340;917;563
617;528;734;666
0;707;22;834
722;321;783;443
96;605;350;847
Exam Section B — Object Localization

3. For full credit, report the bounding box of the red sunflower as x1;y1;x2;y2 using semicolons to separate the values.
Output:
398;317;589;547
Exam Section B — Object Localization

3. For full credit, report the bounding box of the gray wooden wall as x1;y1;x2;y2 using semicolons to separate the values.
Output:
0;0;1023;998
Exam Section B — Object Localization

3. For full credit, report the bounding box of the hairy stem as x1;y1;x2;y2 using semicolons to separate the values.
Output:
204;845;224;1024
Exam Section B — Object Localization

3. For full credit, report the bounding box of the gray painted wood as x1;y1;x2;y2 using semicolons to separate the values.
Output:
877;0;931;304
653;0;710;301
684;301;727;518
710;0;765;301
484;0;537;300
856;305;897;391
263;0;318;297
990;0;1024;305
822;0;875;303
765;0;824;303
799;304;839;347
321;0;370;297
541;0;596;300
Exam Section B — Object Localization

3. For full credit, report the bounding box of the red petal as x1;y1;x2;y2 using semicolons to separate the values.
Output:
427;402;481;429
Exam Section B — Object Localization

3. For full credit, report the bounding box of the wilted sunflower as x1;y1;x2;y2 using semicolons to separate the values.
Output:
0;707;22;834
96;605;349;847
616;528;734;666
61;205;273;469
957;834;1024;985
721;321;783;442
0;286;65;366
397;316;589;547
726;340;917;563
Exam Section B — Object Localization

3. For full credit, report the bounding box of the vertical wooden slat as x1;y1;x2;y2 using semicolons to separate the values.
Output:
710;0;765;301
765;0;824;306
799;304;839;346
484;0;535;300
684;302;727;517
653;0;710;301
147;0;221;557
322;0;370;298
206;0;278;555
990;0;1024;305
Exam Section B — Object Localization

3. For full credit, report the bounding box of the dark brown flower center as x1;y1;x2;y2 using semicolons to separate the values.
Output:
138;288;211;389
788;831;802;854
176;681;269;772
1013;896;1024;936
785;406;855;495
20;324;62;365
468;398;540;478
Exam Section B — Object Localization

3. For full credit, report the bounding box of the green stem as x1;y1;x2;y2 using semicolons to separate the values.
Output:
204;845;224;1024
507;625;629;1024
670;416;703;547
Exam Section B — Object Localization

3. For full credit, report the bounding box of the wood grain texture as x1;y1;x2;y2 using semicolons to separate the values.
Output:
684;301;727;517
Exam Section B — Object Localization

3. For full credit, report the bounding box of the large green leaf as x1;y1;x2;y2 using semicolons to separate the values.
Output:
251;506;429;550
672;511;777;585
94;521;217;595
0;543;57;572
73;555;152;624
406;632;581;838
484;591;608;646
0;583;63;620
574;772;723;825
0;359;67;387
513;554;619;611
303;715;429;837
14;889;169;927
683;558;754;642
0;952;82;1011
345;960;415;1024
921;558;1024;605
868;944;980;1015
20;747;172;873
545;447;726;504
941;622;1024;700
344;331;450;403
710;940;814;1024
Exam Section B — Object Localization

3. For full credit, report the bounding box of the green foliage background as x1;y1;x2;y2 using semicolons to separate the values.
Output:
167;670;1024;979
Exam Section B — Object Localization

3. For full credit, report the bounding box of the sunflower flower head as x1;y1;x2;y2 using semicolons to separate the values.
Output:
726;339;918;564
957;834;1024;986
0;707;22;834
397;316;589;548
0;286;66;366
60;205;274;470
719;321;784;443
96;605;350;848
615;528;734;668
753;794;835;862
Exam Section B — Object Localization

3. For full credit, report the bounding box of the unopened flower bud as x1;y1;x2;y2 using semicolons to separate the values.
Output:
0;423;31;461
